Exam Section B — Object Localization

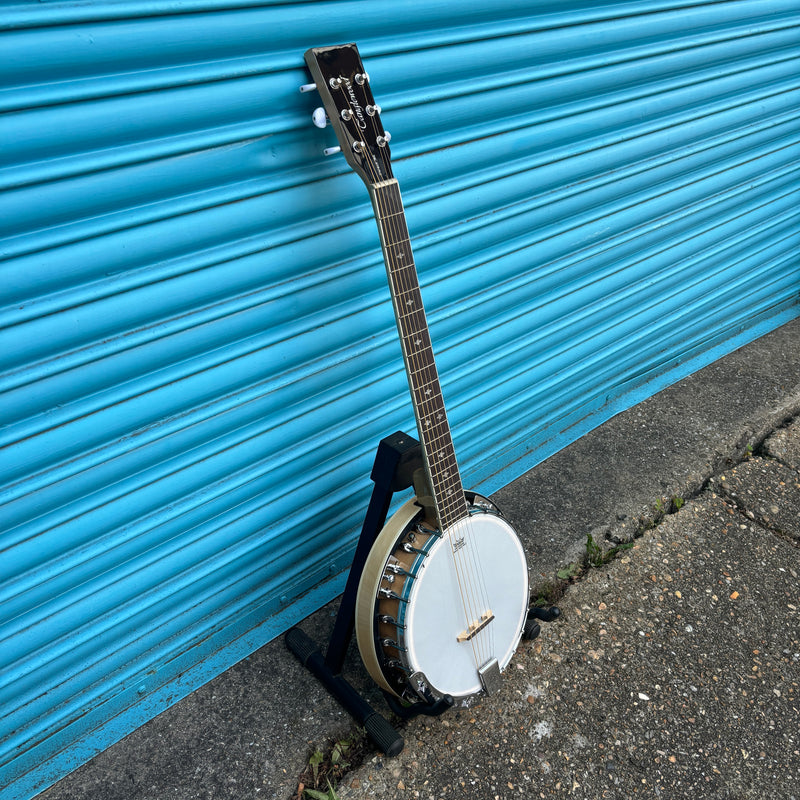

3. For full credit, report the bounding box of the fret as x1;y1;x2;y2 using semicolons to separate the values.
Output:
410;381;439;399
392;284;422;305
388;265;414;283
387;258;414;276
395;309;427;334
403;347;434;369
369;178;469;529
423;429;457;454
396;312;426;331
407;356;437;375
413;396;444;415
377;209;406;221
410;368;438;387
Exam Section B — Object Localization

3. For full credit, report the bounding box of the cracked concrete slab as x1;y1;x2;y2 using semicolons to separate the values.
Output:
337;489;800;799
711;457;800;545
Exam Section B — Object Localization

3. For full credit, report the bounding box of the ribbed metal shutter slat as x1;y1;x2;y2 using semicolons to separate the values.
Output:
1;2;798;797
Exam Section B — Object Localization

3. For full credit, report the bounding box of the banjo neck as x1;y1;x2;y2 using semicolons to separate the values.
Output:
368;178;469;532
301;43;469;531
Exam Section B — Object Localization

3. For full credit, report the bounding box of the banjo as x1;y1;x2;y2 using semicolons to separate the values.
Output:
304;44;530;705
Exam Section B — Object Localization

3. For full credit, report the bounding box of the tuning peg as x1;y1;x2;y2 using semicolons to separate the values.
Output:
312;107;329;128
377;132;392;147
299;82;317;93
323;146;342;157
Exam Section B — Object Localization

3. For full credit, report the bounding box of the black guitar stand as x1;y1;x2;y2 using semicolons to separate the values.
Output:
285;430;559;757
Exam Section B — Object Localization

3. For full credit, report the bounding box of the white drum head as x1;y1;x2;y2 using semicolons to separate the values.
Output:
402;512;528;700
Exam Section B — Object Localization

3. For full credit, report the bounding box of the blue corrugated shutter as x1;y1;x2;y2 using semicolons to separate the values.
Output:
2;1;799;796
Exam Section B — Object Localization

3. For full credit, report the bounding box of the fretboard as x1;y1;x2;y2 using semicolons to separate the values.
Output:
368;179;469;531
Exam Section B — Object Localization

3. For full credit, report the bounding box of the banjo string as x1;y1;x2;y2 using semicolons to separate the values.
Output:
356;99;486;666
362;88;498;667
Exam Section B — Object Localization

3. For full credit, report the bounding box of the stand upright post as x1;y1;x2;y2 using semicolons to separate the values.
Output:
324;432;421;674
285;431;422;756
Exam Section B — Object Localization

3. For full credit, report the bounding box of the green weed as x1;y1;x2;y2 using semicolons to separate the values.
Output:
297;735;361;800
303;781;341;800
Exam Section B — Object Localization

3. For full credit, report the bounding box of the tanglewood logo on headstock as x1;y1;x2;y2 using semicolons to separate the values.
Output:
344;79;368;129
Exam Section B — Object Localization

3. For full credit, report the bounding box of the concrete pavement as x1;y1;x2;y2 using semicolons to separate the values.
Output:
338;418;800;798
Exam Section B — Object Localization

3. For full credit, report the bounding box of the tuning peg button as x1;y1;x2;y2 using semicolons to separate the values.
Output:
299;82;317;93
312;107;329;128
323;146;342;157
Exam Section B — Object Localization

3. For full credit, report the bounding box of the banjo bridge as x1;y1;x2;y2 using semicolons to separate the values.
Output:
456;609;495;642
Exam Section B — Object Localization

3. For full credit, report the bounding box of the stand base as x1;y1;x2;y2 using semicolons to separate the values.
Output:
524;605;561;641
285;627;404;756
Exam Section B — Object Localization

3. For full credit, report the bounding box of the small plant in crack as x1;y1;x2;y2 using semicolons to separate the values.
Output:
531;576;570;607
586;532;605;568
652;494;686;520
302;782;341;800
584;532;633;568
556;562;582;581
297;736;363;800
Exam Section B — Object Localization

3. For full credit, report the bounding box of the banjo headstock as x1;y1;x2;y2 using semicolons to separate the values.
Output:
303;44;394;186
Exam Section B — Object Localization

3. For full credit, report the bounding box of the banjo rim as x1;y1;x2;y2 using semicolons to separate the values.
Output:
355;497;422;696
